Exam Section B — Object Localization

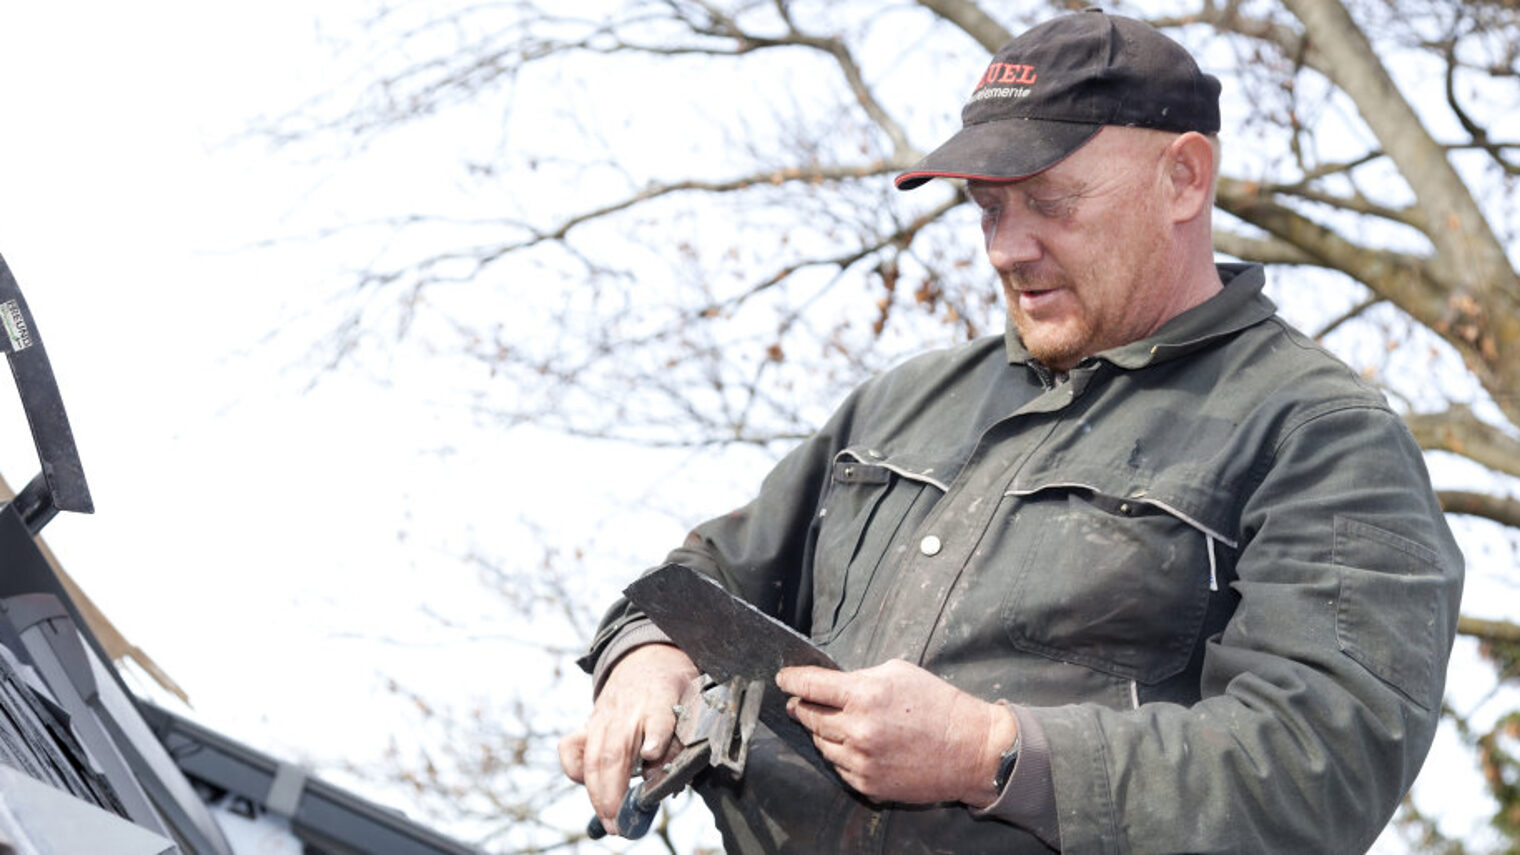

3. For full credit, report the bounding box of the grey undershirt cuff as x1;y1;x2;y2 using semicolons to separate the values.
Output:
589;618;673;697
972;702;1061;850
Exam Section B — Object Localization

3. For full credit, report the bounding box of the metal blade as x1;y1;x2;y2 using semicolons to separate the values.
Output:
624;564;839;768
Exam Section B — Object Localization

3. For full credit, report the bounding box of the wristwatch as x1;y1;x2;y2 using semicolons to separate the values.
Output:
992;732;1022;793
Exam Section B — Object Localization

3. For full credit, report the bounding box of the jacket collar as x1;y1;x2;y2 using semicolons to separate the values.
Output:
1004;263;1276;369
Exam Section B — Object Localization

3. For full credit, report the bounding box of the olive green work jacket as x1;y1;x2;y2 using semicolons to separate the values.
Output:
583;264;1464;854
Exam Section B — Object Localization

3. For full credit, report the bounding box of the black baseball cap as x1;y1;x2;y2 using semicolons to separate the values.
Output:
895;8;1221;190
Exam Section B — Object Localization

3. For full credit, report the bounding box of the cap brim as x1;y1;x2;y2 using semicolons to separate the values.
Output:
894;119;1101;190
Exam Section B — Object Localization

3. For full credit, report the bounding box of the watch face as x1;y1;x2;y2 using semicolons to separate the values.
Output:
995;743;1020;790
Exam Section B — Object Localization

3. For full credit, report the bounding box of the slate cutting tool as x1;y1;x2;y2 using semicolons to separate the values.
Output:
585;672;762;840
586;563;841;839
624;564;838;764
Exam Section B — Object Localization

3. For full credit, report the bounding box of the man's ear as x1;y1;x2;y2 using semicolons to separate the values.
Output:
1165;132;1215;224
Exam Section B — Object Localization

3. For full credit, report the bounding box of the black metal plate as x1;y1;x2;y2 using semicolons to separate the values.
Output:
624;564;839;769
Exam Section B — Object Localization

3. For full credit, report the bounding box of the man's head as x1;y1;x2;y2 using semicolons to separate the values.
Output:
897;10;1225;371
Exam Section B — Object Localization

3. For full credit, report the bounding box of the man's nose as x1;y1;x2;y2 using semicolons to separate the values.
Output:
984;208;1042;270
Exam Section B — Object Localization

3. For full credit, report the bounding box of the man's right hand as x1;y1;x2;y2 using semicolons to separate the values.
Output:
557;643;699;836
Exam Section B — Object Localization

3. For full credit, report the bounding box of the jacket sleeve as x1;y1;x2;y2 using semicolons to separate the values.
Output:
578;391;860;678
1031;401;1464;854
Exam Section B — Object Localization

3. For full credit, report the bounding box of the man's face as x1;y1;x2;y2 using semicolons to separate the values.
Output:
967;128;1182;371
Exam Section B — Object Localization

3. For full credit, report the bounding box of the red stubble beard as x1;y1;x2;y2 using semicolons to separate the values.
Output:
1001;263;1095;371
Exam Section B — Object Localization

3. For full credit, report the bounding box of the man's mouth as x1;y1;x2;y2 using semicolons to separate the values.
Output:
1016;287;1064;314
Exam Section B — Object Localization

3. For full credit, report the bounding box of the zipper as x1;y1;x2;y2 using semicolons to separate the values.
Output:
1205;533;1219;592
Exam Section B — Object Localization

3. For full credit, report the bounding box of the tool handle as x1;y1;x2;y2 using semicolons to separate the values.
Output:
584;782;658;840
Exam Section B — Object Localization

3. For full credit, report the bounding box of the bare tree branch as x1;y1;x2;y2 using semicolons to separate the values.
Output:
1441;23;1520;176
1280;0;1502;266
1407;405;1520;481
1216;177;1450;322
1314;295;1385;341
732;30;916;162
1459;614;1520;645
361;161;903;298
1281;0;1520;424
1260;181;1427;231
1212;228;1319;265
1152;2;1319;67
915;0;1014;51
1438;489;1520;528
709;193;964;315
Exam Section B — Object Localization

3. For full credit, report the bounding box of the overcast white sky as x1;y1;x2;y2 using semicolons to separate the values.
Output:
0;5;720;839
0;0;440;746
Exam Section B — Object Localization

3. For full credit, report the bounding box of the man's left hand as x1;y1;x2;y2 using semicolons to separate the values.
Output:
776;659;1017;808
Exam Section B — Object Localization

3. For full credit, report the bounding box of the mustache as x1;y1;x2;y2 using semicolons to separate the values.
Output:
1003;264;1068;292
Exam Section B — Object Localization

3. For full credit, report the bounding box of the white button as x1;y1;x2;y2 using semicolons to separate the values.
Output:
919;535;942;556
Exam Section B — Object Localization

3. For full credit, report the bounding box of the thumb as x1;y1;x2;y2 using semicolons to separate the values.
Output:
639;703;679;763
558;730;588;783
641;726;671;763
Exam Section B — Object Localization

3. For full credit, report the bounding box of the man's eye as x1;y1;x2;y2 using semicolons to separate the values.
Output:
979;205;1002;228
1027;196;1064;217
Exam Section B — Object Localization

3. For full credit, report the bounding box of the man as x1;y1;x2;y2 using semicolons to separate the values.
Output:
559;9;1463;853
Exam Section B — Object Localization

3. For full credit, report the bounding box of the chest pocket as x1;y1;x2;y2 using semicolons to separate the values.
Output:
998;482;1236;685
810;451;942;644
